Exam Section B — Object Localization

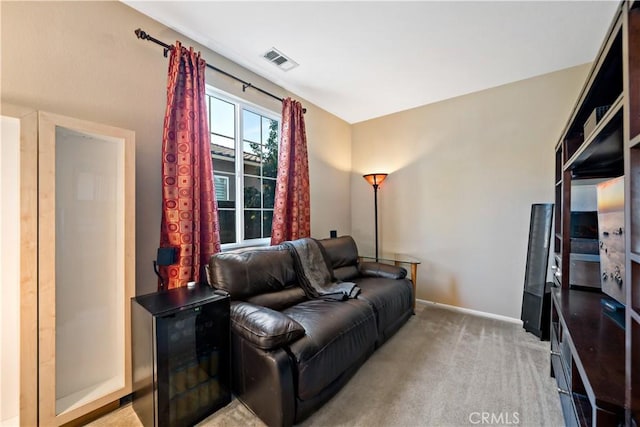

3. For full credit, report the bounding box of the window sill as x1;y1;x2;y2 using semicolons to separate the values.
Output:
221;238;270;252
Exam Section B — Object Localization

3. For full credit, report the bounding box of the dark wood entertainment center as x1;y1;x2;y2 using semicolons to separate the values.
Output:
551;1;640;426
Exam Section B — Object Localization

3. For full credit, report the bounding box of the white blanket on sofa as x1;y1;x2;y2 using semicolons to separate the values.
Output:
284;238;360;301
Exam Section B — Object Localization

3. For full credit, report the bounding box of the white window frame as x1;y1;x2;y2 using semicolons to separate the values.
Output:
206;87;280;250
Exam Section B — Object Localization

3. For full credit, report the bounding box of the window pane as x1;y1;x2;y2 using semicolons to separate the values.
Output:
244;176;261;208
261;117;273;143
244;210;261;239
244;161;261;176
243;140;262;175
206;96;210;127
218;209;236;244
262;119;278;178
262;143;278;178
212;156;235;174
214;175;229;201
211;134;235;150
243;110;261;143
211;97;235;139
216;172;235;208
263;178;275;208
243;140;261;157
263;211;273;238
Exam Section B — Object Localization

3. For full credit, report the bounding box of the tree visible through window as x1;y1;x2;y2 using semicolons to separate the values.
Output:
207;90;279;246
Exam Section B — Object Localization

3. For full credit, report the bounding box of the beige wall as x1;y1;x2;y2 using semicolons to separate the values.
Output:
1;1;351;296
2;0;592;318
351;64;590;319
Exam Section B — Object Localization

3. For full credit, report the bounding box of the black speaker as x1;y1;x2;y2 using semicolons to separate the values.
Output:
154;247;177;290
521;203;554;340
522;284;551;340
157;247;176;266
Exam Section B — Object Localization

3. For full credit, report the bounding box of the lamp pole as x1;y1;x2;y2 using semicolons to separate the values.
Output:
373;182;380;262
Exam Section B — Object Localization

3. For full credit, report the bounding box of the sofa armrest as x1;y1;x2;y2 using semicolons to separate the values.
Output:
359;262;407;280
230;302;305;350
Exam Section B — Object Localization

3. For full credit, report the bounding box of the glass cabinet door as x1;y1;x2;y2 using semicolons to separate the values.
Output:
0;114;22;426
37;112;135;426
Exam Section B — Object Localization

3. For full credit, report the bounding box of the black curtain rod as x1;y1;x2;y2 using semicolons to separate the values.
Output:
135;28;305;112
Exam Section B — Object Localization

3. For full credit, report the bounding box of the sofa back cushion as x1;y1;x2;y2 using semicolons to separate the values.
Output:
317;236;360;281
246;287;307;311
208;245;298;299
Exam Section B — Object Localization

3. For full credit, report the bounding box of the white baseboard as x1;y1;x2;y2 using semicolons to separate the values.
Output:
416;298;523;325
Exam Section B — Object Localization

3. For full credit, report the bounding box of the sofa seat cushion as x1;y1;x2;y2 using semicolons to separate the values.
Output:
354;277;413;342
282;299;377;400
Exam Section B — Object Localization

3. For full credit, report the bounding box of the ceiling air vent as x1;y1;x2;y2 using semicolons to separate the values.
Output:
263;47;298;71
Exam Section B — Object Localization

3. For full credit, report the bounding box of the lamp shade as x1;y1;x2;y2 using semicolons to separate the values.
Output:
363;173;388;187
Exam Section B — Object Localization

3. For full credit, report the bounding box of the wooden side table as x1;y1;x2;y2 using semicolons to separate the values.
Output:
359;253;421;311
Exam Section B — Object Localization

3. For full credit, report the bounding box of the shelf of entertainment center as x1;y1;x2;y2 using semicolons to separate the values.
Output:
563;97;624;175
551;288;627;423
561;21;623;141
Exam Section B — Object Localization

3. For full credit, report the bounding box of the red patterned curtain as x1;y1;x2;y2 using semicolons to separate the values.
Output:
271;98;310;245
159;41;221;289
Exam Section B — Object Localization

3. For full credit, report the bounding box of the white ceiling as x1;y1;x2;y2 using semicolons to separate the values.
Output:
123;1;620;124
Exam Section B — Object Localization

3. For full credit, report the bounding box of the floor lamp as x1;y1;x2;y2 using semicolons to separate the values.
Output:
363;173;388;262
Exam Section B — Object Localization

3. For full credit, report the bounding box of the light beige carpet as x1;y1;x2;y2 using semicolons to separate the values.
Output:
90;303;563;427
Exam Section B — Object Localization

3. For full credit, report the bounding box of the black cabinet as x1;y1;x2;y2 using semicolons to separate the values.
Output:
132;286;230;427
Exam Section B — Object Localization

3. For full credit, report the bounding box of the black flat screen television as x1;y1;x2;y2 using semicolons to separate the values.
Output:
570;211;599;240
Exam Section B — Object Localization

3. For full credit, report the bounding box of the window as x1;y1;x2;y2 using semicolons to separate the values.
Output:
206;89;280;246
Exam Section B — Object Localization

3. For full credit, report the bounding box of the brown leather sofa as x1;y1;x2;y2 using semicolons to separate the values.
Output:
206;236;414;427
